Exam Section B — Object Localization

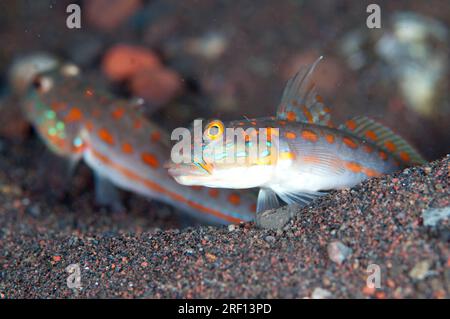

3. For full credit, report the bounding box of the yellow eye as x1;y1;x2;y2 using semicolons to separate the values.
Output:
205;120;224;141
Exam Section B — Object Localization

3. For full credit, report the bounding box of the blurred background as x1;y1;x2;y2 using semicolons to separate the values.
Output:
0;1;448;222
0;0;448;158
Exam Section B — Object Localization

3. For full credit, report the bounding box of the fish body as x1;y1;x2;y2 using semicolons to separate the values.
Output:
15;55;255;224
168;57;426;212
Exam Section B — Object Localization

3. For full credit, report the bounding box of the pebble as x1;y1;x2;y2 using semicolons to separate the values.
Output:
409;260;431;280
86;0;142;31
311;287;332;299
327;241;353;265
102;44;161;81
264;235;276;243
422;206;450;227
129;68;182;106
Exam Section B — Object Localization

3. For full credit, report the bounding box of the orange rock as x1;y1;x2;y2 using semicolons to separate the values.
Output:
362;285;376;296
102;44;161;81
130;68;183;106
86;0;142;31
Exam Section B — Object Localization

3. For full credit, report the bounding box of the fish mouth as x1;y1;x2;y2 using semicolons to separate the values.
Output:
165;161;209;178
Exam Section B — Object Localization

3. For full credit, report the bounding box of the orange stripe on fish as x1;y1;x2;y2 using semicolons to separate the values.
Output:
89;147;243;224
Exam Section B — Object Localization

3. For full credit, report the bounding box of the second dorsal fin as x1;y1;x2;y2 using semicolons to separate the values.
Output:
276;56;333;127
339;116;426;166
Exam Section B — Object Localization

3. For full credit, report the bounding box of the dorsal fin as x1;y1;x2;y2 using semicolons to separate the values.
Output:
339;116;426;166
276;56;333;127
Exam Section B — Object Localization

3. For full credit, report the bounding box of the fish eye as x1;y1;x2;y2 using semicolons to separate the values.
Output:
32;75;53;93
205;120;224;141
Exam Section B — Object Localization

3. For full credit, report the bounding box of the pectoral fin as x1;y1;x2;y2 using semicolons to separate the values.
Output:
277;190;325;207
94;173;124;212
256;188;280;213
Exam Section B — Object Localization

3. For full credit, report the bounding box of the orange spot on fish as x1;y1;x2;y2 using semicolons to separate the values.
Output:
301;130;318;142
343;137;358;149
141;152;159;169
362;145;373;154
384;141;396;152
51;101;66;111
399;151;410;163
379;151;388;161
279;120;287;126
208;189;219;198
315;95;324;103
228;193;241;206
285;131;296;139
251;121;257;126
345;161;362;173
92;109;101;118
250;203;257;212
190;186;202;191
121;143;134;154
133;119;142;129
111;107;125;120
65;107;83;122
365;130;377;141
286;111;296;122
325;134;335;144
150;131;161;142
345;120;357;131
98;128;115;145
302;105;313;123
85;120;94;132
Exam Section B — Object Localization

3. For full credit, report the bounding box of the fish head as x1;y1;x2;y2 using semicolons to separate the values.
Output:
168;119;282;189
23;61;87;159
